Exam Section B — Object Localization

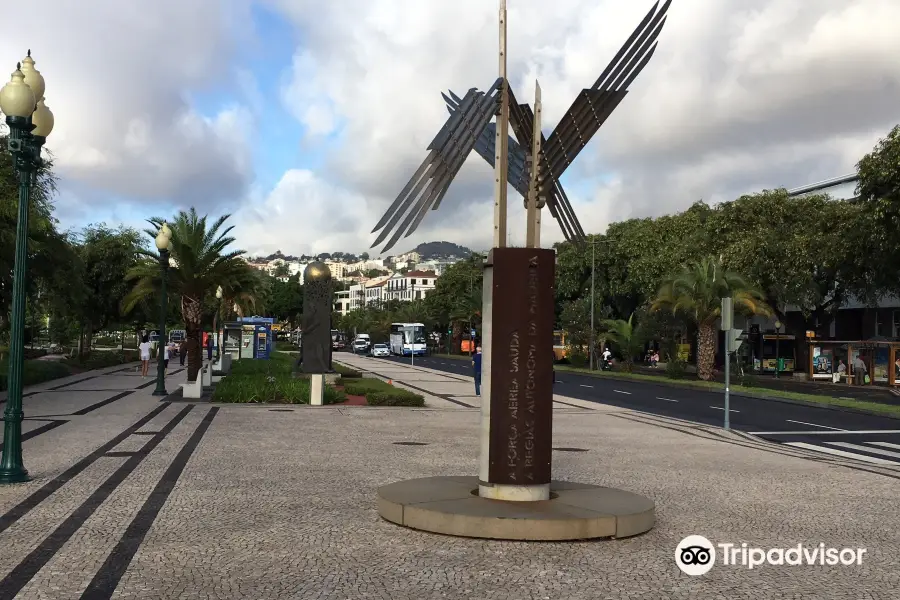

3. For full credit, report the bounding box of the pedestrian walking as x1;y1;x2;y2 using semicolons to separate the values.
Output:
139;335;151;378
179;339;187;366
207;332;214;361
163;342;170;372
472;345;482;397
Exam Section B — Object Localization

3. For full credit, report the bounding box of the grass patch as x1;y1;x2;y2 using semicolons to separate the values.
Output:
554;364;900;418
214;352;349;404
342;377;425;407
212;372;346;404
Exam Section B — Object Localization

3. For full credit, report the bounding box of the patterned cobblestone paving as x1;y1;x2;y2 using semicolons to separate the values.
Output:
0;361;896;599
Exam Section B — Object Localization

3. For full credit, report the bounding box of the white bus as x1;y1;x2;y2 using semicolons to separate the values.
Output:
390;323;427;356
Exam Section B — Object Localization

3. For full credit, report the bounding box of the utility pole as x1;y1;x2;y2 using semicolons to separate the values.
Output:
589;241;596;371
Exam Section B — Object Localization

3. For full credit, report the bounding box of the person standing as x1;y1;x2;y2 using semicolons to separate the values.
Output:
853;353;868;385
163;342;170;373
179;339;187;366
472;345;483;397
139;335;151;378
207;331;214;361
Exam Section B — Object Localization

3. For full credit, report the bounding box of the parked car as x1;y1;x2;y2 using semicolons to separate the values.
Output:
371;343;389;358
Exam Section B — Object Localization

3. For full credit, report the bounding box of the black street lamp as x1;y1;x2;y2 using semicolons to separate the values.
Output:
214;285;223;360
0;53;55;484
774;319;782;380
152;224;172;397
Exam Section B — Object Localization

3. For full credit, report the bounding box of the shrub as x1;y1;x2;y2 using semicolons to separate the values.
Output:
211;371;345;404
23;348;48;360
366;390;425;407
567;348;588;368
740;373;757;387
334;363;362;378
342;378;425;406
665;359;687;380
63;349;140;371
0;360;74;391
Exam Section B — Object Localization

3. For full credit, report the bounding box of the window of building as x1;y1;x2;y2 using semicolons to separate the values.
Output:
893;310;900;338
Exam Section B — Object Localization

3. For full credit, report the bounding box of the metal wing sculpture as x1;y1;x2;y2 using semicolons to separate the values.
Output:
371;0;671;252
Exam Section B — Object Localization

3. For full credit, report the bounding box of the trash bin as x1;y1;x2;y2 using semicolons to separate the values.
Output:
776;358;785;373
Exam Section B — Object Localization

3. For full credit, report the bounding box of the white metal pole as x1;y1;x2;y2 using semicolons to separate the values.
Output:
492;0;509;248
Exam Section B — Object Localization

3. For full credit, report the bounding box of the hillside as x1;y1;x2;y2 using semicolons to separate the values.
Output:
411;241;472;259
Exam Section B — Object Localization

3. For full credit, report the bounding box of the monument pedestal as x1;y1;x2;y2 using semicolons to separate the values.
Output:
310;374;324;406
376;248;655;540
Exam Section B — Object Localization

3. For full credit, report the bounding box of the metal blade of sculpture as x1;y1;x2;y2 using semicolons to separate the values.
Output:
370;78;504;253
371;0;670;252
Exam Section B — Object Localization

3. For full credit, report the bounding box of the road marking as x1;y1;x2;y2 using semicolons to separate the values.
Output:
826;442;900;460
749;430;900;435
785;419;847;431
580;384;593;388
785;442;894;465
613;390;631;395
710;406;739;412
656;397;678;402
870;442;900;451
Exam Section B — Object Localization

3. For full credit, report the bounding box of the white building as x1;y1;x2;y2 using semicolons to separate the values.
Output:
348;275;393;311
333;290;352;315
384;270;437;302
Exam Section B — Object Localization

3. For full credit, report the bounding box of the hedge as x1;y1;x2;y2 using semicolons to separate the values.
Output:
334;363;362;378
0;360;74;391
343;378;425;407
212;372;346;404
64;349;140;371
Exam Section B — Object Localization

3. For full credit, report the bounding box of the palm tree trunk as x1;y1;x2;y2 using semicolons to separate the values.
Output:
696;322;716;381
183;295;203;382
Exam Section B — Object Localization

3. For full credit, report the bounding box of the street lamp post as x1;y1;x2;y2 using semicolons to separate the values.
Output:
0;53;55;484
214;286;223;360
774;319;782;380
152;224;172;397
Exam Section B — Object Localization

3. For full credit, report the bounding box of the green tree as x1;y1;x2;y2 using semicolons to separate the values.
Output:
424;256;483;352
652;255;771;381
706;190;857;329
600;313;643;372
0;133;64;332
272;263;290;278
72;224;142;354
123;209;257;382
855;124;900;298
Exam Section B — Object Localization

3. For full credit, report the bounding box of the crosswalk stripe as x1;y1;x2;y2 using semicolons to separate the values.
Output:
785;442;895;465
870;442;900;451
826;442;900;460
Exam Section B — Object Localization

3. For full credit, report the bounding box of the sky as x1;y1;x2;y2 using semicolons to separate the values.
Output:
2;0;898;257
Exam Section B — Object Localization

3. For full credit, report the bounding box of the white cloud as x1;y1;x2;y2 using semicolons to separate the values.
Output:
7;0;900;258
0;0;256;215
265;0;900;253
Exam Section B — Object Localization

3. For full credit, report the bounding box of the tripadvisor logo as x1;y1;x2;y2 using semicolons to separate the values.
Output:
675;535;867;575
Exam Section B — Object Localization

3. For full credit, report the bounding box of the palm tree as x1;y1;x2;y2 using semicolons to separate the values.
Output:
122;209;255;382
652;255;771;381
600;313;643;372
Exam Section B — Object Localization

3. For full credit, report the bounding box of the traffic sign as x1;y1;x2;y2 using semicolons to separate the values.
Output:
727;328;745;353
470;329;477;337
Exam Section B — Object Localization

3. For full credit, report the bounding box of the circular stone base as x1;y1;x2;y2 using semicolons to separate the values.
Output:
376;476;655;541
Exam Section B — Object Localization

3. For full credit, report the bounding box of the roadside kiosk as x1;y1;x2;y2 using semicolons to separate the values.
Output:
233;316;274;360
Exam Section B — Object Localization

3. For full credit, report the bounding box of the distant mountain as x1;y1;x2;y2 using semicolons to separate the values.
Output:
411;241;473;259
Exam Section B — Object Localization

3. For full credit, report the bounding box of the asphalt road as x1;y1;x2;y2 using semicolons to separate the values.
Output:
381;354;900;468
